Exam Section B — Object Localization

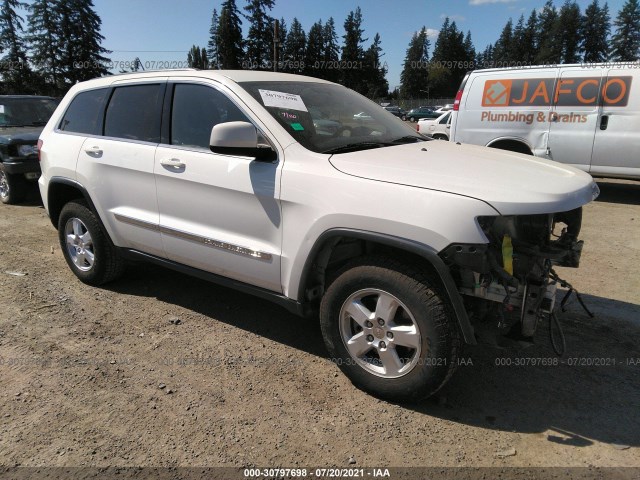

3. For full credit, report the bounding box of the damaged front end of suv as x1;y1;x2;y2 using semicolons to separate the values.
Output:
441;207;588;347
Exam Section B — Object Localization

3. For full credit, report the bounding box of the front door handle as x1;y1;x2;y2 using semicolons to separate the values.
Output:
600;115;609;131
160;158;185;169
84;146;103;157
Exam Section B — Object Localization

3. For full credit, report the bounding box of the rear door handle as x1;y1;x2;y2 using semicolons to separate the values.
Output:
84;146;103;157
600;115;609;131
160;158;185;169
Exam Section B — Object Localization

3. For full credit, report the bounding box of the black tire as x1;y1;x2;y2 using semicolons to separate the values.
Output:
410;117;416;123
320;256;460;402
0;166;27;205
58;199;125;285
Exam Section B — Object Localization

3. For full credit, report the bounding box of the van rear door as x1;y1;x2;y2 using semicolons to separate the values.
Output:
547;68;602;172
590;69;639;179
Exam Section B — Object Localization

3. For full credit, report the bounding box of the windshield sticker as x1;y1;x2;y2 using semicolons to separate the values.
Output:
290;123;305;131
0;105;4;114
281;111;298;120
259;89;308;112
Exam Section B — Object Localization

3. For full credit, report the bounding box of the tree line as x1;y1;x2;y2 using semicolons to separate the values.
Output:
0;0;109;95
1;0;640;99
197;0;389;99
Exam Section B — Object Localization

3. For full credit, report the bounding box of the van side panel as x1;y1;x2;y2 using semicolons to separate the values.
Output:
452;69;558;157
591;69;640;179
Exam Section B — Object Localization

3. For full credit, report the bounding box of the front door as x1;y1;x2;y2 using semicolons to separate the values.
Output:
154;81;283;292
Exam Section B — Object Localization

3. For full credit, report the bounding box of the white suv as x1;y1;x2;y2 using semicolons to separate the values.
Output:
39;70;598;401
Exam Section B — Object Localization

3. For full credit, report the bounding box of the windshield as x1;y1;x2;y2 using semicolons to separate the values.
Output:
239;81;426;154
0;97;58;127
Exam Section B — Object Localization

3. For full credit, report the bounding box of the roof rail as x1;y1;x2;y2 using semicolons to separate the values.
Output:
107;68;199;77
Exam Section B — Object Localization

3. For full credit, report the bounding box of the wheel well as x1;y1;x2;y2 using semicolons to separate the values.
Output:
433;134;449;140
47;182;86;229
301;236;443;305
488;139;533;155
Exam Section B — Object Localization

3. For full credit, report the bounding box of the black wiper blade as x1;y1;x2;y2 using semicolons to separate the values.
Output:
322;142;392;154
390;135;427;144
26;122;47;126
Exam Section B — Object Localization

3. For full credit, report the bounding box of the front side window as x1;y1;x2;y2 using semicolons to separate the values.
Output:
104;84;163;142
59;89;107;135
439;112;451;124
171;83;250;150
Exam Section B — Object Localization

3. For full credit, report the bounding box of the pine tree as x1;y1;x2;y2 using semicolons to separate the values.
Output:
54;0;110;86
187;45;209;69
305;19;324;77
512;15;527;62
341;7;367;92
477;44;494;68
207;8;220;68
493;18;514;64
536;0;562;64
217;0;244;69
429;18;470;97
27;0;60;92
243;0;275;70
0;0;35;93
522;10;539;64
282;17;305;73
582;0;610;62
322;17;340;82
399;27;429;98
362;32;388;98
610;0;640;61
558;0;582;63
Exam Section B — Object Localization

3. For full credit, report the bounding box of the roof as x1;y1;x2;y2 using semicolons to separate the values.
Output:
72;69;335;90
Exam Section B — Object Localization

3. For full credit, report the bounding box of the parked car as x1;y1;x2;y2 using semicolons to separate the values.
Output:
405;107;440;122
39;70;597;401
434;104;454;114
0;95;58;204
383;105;406;120
352;111;374;122
451;63;640;179
417;111;451;140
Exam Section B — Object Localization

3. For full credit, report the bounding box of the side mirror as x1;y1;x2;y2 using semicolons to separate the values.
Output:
209;121;275;161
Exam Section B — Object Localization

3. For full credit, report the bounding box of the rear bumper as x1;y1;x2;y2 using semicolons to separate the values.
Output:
1;157;41;175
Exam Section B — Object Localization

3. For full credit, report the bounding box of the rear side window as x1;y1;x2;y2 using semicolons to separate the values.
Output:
104;84;163;142
171;83;250;149
59;88;108;135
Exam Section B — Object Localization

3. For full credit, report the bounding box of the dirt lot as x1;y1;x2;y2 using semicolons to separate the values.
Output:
0;179;638;471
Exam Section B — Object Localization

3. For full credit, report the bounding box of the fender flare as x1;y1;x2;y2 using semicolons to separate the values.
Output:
298;228;476;344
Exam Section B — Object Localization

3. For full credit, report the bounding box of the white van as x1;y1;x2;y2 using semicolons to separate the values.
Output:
450;64;639;180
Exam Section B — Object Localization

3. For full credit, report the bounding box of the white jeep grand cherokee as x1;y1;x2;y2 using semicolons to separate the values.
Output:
38;70;598;401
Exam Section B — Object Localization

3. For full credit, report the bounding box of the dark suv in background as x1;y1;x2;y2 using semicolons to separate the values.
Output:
0;95;59;204
383;105;406;120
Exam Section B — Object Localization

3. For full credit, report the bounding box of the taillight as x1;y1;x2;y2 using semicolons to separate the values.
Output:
416;124;420;132
37;139;43;161
453;90;463;111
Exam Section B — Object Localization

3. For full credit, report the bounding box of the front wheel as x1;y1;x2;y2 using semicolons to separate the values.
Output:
320;257;460;402
0;167;27;204
58;200;125;285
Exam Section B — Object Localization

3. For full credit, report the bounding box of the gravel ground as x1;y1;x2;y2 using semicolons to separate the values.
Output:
0;179;638;471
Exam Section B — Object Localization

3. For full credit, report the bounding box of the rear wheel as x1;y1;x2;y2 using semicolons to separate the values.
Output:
0;166;27;204
320;256;460;402
58;200;125;285
410;117;416;123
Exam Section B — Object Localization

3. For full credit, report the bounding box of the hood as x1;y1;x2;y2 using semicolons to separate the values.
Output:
0;126;43;144
329;141;598;215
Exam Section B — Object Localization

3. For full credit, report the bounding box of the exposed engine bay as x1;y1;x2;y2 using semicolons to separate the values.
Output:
441;208;585;348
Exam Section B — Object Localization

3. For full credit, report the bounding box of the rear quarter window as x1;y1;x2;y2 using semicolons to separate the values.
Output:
59;88;109;135
104;84;164;143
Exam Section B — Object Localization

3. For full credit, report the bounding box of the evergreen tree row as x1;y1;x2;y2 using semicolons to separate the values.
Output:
202;1;388;98
0;0;109;95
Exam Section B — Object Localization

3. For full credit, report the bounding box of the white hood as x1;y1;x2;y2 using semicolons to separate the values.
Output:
329;141;598;215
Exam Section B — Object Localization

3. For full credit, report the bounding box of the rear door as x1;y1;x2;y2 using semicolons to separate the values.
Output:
154;80;283;292
75;80;166;256
547;68;603;171
590;69;639;178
